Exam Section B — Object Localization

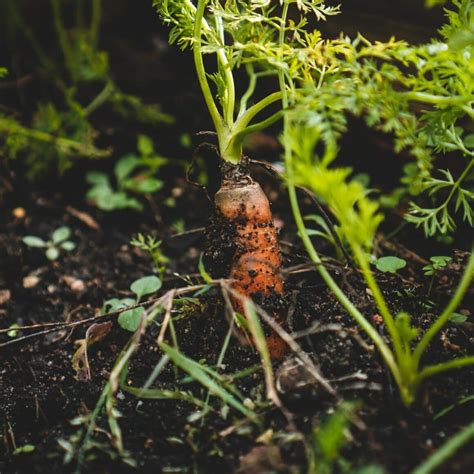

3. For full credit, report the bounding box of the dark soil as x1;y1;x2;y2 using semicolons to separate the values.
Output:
1;1;473;473
1;162;473;473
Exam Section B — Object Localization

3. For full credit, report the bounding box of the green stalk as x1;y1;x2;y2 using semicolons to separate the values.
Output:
412;422;474;474
235;91;283;130
277;1;401;388
90;0;102;50
83;81;115;117
193;0;223;135
413;250;474;365
51;0;76;81
0;116;110;158
352;245;404;362
213;10;235;125
238;64;258;117
403;91;474;106
419;356;474;381
6;0;55;73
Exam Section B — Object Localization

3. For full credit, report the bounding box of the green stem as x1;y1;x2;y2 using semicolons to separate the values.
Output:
213;10;235;125
412;422;474;474
6;0;55;73
419;356;474;382
403;91;474;106
277;0;401;388
83;81;115;117
238;64;257;117
90;0;101;50
51;0;76;81
352;245;404;363
414;249;474;364
443;158;474;206
193;0;223;135
235;91;283;130
0;116;110;158
233;111;283;139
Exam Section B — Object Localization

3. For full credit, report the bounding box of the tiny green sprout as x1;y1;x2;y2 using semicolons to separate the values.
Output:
423;256;452;276
130;233;169;279
449;312;468;323
102;275;162;332
375;256;407;274
86;134;165;212
13;444;35;455
7;323;20;338
22;226;76;260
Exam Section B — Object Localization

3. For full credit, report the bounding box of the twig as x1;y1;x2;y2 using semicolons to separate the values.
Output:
0;284;212;349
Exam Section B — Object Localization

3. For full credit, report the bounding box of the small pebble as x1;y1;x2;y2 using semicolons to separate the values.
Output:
12;207;26;219
23;275;40;288
63;276;86;293
0;289;11;305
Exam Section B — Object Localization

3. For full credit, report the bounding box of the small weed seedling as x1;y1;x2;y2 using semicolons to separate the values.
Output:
373;256;407;274
103;275;162;332
424;255;453;295
130;233;169;279
22;226;76;260
423;255;452;276
86;135;165;211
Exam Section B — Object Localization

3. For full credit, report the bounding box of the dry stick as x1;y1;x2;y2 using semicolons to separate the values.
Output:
0;284;212;349
156;289;176;345
221;282;337;399
220;286;251;346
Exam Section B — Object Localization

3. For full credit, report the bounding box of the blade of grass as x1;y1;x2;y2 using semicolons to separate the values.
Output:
412;422;474;474
160;342;258;423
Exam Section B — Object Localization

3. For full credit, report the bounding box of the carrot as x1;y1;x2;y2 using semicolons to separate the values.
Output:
215;171;287;359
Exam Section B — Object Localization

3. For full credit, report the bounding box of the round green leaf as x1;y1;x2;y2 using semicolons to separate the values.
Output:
61;241;76;251
52;226;71;243
137;134;154;156
102;297;134;314
130;275;162;301
22;236;46;248
114;154;140;182
133;177;163;194
375;256;407;274
118;307;144;332
86;171;109;186
46;247;60;260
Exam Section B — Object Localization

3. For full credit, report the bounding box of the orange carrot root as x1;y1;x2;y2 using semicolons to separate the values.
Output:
215;180;287;359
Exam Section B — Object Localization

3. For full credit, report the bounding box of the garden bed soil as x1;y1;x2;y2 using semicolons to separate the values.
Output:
1;2;473;472
0;166;473;473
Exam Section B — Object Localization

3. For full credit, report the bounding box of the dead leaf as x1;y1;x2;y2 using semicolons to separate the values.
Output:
66;206;100;230
237;446;287;474
72;321;112;380
0;289;11;305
